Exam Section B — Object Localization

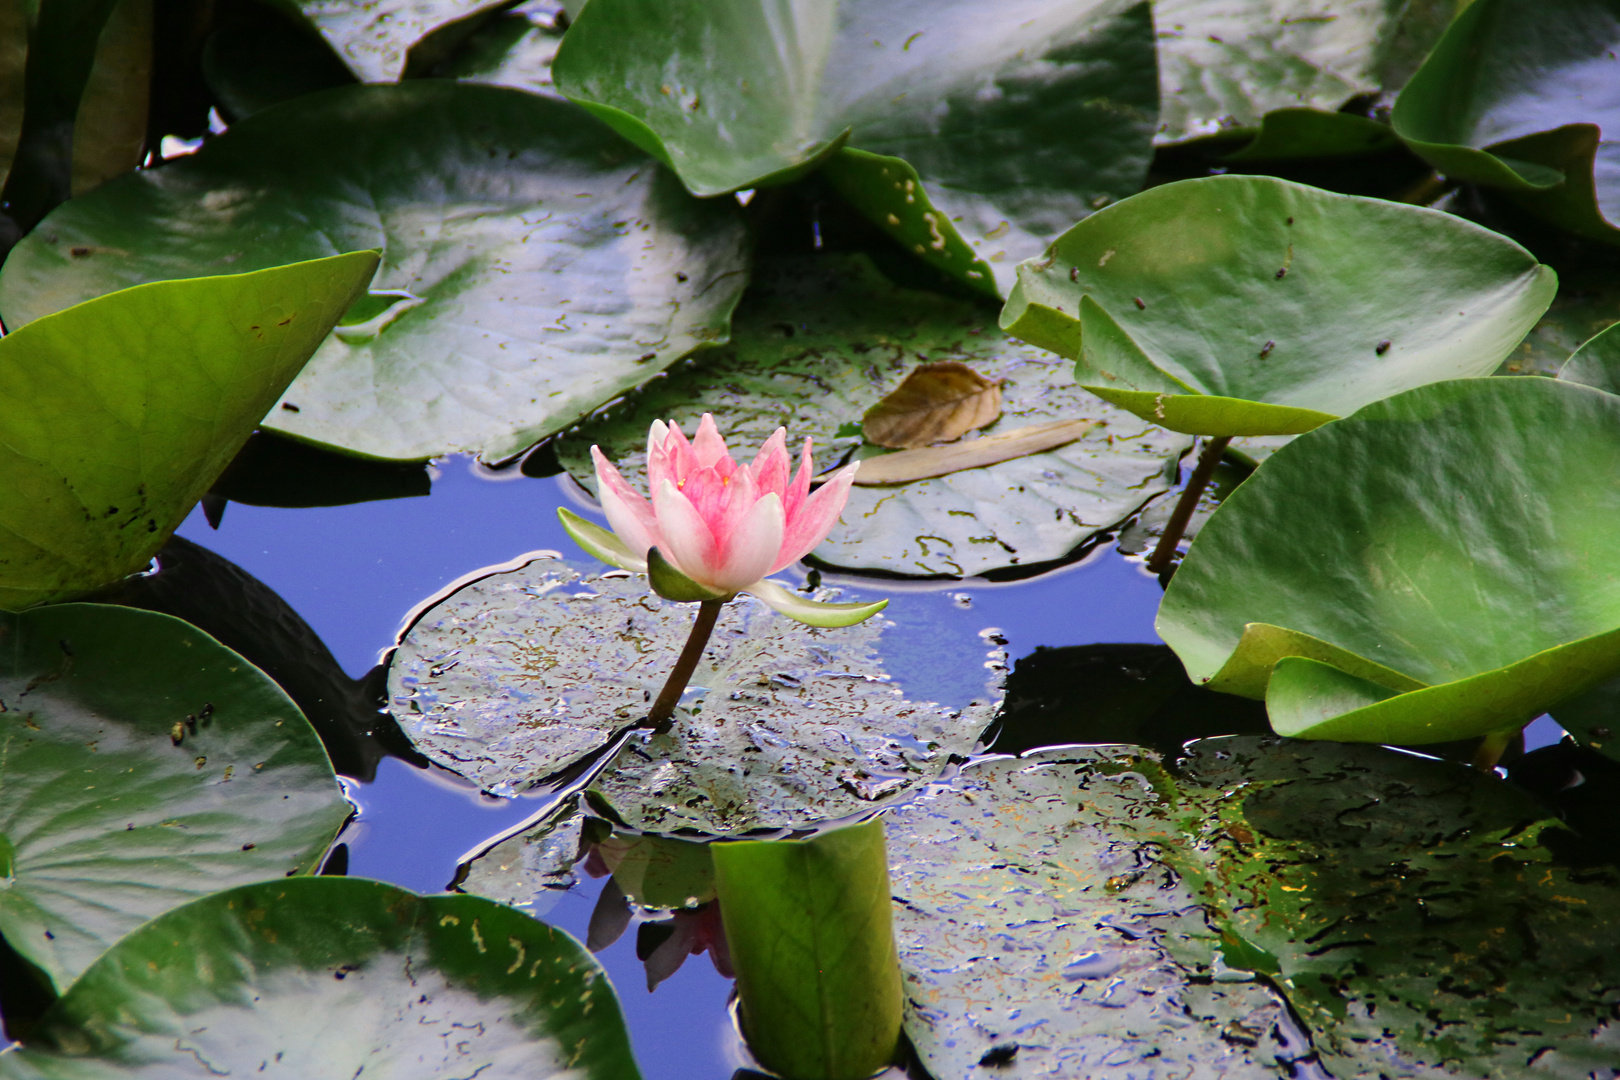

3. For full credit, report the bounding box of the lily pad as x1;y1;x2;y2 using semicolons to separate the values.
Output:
1158;376;1620;745
0;82;749;463
884;745;1298;1079
0;604;350;993
386;556;999;833
1559;319;1620;394
552;0;1159;294
0;877;642;1079
1391;0;1620;242
458;798;587;916
0;253;378;609
201;0;357;121
1223;108;1402;162
1001;175;1556;437
270;0;516;83
1164;736;1620;1078
433;0;566;98
1548;671;1620;766
559;254;1189;578
1152;0;1413;144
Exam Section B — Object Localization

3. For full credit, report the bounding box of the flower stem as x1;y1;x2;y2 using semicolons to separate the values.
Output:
1146;435;1232;575
1472;727;1519;773
646;598;725;733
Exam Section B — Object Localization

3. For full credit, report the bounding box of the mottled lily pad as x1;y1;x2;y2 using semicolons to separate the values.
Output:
274;0;515;83
885;745;1298;1079
0;877;642;1079
0;604;350;992
559;254;1189;578
0;82;749;462
1165;736;1620;1078
386;556;999;834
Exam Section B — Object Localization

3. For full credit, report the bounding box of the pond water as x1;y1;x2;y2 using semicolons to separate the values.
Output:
170;453;1171;1079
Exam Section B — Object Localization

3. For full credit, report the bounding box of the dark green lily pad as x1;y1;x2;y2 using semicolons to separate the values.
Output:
1152;0;1413;144
559;254;1189;578
386;556;999;834
1224;109;1401;161
0;877;642;1079
1391;0;1620;242
201;0;356;121
1000;175;1556;437
0;604;350;993
1548;672;1620;766
0;253;378;609
434;0;566;98
1164;736;1620;1078
553;0;1159;294
1159;377;1620;745
272;0;514;82
1559;319;1620;394
885;745;1296;1079
0;82;749;463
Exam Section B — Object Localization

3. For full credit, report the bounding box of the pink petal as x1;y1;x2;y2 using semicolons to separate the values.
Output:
691;413;732;471
653;479;721;587
784;436;815;523
771;460;856;573
709;492;784;592
749;428;791;497
646;420;674;493
593;445;661;559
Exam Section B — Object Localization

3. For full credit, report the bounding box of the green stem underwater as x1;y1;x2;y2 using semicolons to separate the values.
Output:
646;597;725;733
1472;727;1518;772
1147;435;1232;575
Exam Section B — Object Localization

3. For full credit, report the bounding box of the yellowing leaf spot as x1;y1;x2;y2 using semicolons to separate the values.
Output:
506;936;526;974
439;915;461;927
471;919;487;953
1098;248;1116;267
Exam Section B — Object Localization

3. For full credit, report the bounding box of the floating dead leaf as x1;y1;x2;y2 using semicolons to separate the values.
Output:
861;361;1002;448
853;419;1098;485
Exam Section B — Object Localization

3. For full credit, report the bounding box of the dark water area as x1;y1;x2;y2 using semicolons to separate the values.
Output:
169;455;1171;1079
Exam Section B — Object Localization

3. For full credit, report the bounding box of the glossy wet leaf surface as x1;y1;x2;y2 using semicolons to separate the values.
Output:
0;82;749;463
560;254;1188;578
0;604;350;992
884;745;1297;1079
1392;0;1620;241
0;877;642;1079
1001;175;1556;436
283;0;510;82
553;0;1159;293
435;0;567;98
0;254;377;609
387;557;999;833
1160;377;1620;744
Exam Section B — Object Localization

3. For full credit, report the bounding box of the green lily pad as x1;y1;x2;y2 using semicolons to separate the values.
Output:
1001;175;1556;437
433;0;566;98
1223;108;1401;162
0;604;350;993
458;798;587;916
552;0;1159;294
0;82;749;463
1163;736;1620;1078
1547;671;1620;766
559;254;1189;578
1500;251;1620;376
0;877;642;1079
885;745;1297;1078
1391;0;1620;242
268;0;515;83
386;556;999;834
1559;319;1620;394
1152;0;1414;144
0;253;378;609
1159;376;1620;744
201;0;356;121
714;819;902;1080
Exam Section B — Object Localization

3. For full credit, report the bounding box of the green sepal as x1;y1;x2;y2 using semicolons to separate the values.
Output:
749;578;889;628
557;507;645;572
647;547;731;602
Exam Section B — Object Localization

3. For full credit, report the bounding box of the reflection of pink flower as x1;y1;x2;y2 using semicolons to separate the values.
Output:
645;902;733;991
592;414;858;596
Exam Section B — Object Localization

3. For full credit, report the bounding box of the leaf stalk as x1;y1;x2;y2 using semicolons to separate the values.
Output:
1147;435;1232;574
646;598;725;732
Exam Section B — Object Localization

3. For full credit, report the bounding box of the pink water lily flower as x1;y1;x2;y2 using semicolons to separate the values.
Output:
558;415;885;628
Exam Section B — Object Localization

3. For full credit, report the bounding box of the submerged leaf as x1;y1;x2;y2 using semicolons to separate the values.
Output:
1159;376;1620;744
1;878;642;1079
386;557;998;832
1002;174;1556;437
0;82;749;463
560;254;1188;578
861;361;1002;448
853;419;1097;485
0;604;350;992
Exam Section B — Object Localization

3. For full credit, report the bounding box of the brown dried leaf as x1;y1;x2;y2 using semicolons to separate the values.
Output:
861;361;1002;448
854;419;1099;485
